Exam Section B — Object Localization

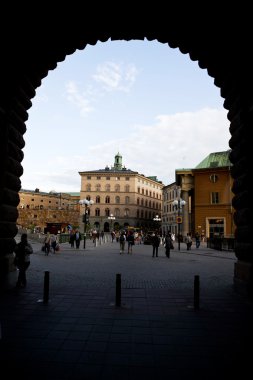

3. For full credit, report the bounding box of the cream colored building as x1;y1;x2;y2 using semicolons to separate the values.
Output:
79;153;164;232
17;189;80;232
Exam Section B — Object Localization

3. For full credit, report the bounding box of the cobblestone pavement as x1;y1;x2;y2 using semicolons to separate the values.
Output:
1;238;252;379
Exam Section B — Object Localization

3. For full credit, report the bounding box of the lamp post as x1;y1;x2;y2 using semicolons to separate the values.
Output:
108;213;115;232
172;189;186;251
153;214;161;233
79;199;94;249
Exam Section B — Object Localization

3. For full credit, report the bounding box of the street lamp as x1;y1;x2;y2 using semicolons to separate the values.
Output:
108;213;115;231
79;199;94;249
172;189;186;251
153;214;161;233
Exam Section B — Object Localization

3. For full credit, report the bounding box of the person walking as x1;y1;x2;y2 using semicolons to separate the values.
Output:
74;229;82;249
164;232;173;258
14;233;33;288
119;232;126;254
127;231;135;254
185;233;192;251
50;233;58;253
195;232;200;248
44;232;51;255
152;232;160;257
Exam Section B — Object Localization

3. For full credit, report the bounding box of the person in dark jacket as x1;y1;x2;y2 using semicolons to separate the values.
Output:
152;232;160;257
164;233;173;258
14;233;33;288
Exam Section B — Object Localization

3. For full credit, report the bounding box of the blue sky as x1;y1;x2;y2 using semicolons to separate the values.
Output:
22;39;230;192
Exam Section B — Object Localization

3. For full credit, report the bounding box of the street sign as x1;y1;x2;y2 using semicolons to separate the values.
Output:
176;216;182;224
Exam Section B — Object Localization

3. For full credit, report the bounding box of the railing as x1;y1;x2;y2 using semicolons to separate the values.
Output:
207;237;235;251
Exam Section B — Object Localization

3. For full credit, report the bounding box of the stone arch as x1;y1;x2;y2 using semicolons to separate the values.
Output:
0;29;252;294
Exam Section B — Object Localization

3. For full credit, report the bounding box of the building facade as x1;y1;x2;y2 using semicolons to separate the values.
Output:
173;150;234;240
79;153;164;232
17;189;80;233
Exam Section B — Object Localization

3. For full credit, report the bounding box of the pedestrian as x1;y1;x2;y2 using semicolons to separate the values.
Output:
74;229;82;249
185;233;192;250
13;233;33;288
50;233;58;253
152;232;160;257
44;232;51;255
164;232;173;258
127;231;135;254
195;232;200;248
69;230;75;248
119;232;126;254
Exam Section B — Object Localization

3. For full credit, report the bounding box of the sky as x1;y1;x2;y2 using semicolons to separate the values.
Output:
22;39;231;193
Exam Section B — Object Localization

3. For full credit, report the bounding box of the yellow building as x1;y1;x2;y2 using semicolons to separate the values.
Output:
79;153;164;232
17;189;80;233
174;150;235;240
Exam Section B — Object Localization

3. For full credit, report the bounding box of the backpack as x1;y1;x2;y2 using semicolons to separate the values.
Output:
120;234;125;242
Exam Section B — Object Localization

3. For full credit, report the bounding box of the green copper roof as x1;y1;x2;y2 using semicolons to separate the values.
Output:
195;150;232;169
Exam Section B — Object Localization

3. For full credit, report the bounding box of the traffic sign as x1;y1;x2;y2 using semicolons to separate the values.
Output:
176;216;182;224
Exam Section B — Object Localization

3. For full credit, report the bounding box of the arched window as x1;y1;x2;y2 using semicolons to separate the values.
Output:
115;196;120;204
149;200;151;207
105;184;110;192
115;208;120;217
105;208;110;216
125;196;130;204
125;185;130;192
145;200;148;207
95;184;101;192
95;208;100;216
137;198;140;205
115;184;120;192
124;208;130;217
86;184;91;191
141;198;144;206
105;196;110;203
96;196;100;203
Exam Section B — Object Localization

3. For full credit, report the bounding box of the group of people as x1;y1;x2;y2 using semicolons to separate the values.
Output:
43;232;59;255
69;229;82;248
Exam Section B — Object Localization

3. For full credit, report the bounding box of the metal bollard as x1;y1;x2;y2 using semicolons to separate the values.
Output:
194;275;200;310
115;273;121;307
43;271;50;304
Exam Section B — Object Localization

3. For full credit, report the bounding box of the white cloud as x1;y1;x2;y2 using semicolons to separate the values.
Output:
21;108;230;192
65;81;94;117
93;61;138;92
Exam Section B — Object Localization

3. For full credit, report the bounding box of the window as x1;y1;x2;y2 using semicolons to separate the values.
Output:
125;185;130;192
105;208;110;216
210;174;218;183
96;196;100;203
86;184;91;191
124;208;130;217
125;196;130;204
115;196;120;204
125;177;130;181
211;192;219;204
105;184;110;192
115;208;120;217
106;176;110;180
95;208;100;216
87;176;91;179
105;196;110;203
97;176;101;180
95;184;101;192
115;184;120;192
